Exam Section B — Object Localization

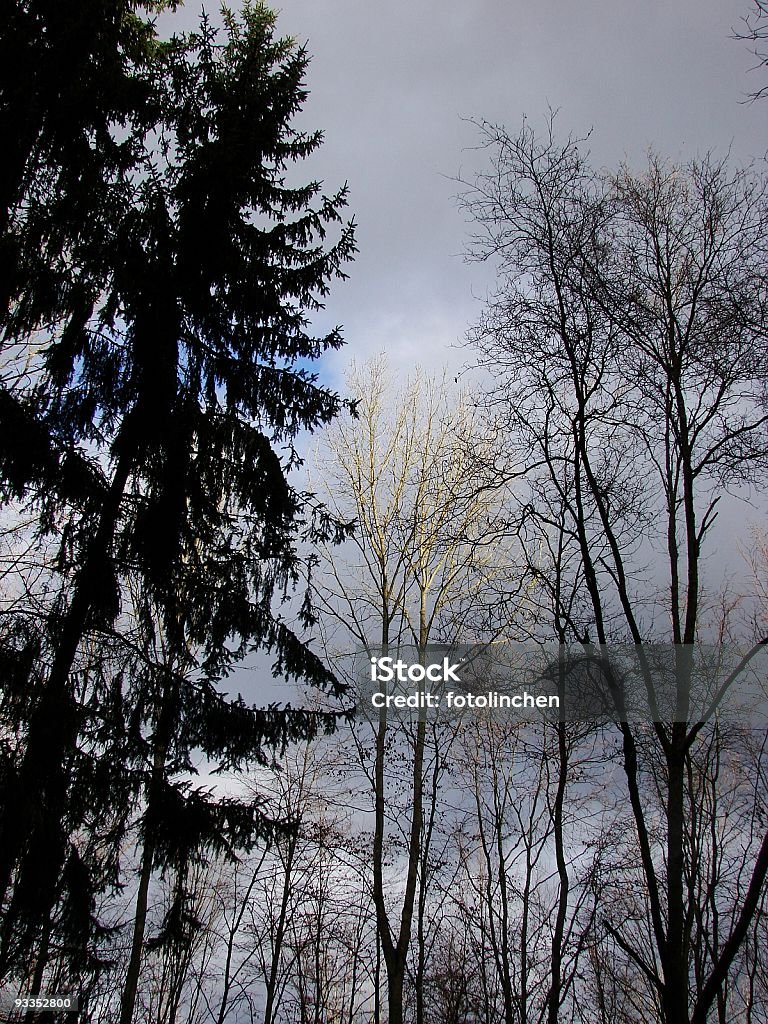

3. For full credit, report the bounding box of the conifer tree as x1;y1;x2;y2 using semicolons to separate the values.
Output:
0;0;355;996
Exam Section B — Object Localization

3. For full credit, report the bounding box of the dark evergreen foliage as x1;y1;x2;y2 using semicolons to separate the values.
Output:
0;0;355;998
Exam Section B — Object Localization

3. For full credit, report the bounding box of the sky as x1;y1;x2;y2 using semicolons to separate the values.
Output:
155;0;768;713
162;0;766;386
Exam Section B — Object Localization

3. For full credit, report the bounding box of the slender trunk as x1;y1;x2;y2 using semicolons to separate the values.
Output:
263;831;299;1024
313;888;323;1024
345;898;364;1024
382;714;426;1024
215;858;263;1024
216;944;235;1024
416;884;425;1024
22;918;51;1024
415;721;442;1024
374;929;381;1024
663;734;688;1023
475;744;514;1024
548;721;570;1024
520;841;531;1024
119;825;157;1024
119;679;175;1024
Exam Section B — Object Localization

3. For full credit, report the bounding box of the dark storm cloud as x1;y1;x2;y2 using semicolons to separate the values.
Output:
160;0;766;378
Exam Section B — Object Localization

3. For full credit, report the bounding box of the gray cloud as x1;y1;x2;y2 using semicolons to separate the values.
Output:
160;0;766;382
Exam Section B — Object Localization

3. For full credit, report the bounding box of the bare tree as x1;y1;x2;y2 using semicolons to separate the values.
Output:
461;117;768;1023
238;739;374;1024
440;717;603;1024
734;1;768;100
311;357;520;1024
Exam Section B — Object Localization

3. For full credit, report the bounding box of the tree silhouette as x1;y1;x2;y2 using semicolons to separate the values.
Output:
0;0;355;998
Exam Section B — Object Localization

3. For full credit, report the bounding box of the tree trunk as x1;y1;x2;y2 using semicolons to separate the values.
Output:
548;721;570;1024
663;735;688;1024
0;453;132;980
119;683;175;1024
